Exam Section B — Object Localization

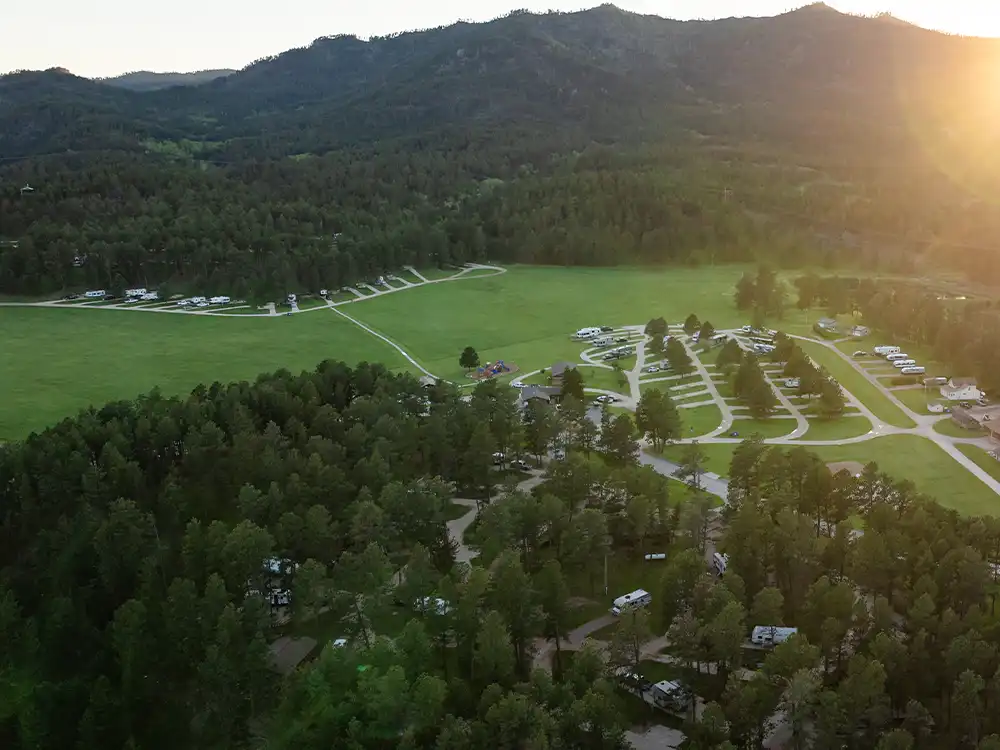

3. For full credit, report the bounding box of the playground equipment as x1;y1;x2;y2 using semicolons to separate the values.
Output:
476;360;512;379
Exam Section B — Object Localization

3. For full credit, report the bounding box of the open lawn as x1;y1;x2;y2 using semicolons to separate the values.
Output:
894;388;943;415
796;340;916;428
800;416;873;441
808;436;999;517
957;445;1000;483
729;417;798;439
934;419;988;439
660;443;735;477
0;307;411;438
416;266;461;281
582;365;630;394
680;404;723;437
658;435;999;515
346;265;798;383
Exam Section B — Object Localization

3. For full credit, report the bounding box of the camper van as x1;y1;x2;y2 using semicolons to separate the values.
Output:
893;359;917;369
886;352;908;362
124;287;147;298
574;327;601;340
592;337;612;347
650;680;692;712
611;589;652;616
901;366;926;375
751;626;798;646
209;296;231;305
83;290;107;299
712;552;729;576
189;296;207;304
874;346;901;356
140;292;159;301
753;344;776;355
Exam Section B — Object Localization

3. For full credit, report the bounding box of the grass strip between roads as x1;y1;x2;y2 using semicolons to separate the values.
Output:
796;340;916;428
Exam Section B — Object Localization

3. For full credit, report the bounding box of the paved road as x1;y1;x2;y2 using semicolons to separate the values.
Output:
638;451;730;501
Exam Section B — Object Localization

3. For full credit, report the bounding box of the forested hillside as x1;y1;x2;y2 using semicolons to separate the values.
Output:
100;69;235;91
3;3;1000;294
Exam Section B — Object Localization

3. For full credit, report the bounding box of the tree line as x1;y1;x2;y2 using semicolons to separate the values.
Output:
794;273;1000;395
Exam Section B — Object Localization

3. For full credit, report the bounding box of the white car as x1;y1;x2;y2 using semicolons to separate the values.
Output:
594;395;616;404
646;365;660;373
331;638;348;648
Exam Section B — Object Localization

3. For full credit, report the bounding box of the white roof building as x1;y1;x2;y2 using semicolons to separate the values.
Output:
940;378;982;402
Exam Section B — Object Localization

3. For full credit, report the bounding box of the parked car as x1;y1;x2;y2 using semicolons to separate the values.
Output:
600;326;614;332
511;459;531;471
852;350;868;357
646;365;660;373
729;431;740;438
594;395;616;404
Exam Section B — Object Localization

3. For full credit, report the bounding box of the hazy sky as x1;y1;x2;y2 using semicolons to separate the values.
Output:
5;1;1000;77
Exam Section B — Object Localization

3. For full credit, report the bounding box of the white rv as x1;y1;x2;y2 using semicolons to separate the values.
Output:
209;296;231;305
124;287;147;298
650;680;691;711
84;290;107;299
592;337;612;347
140;292;159;301
574;327;602;340
611;589;652;616
712;552;729;576
886;352;908;362
751;626;798;646
901;366;926;375
874;346;901;356
189;296;207;304
893;359;916;369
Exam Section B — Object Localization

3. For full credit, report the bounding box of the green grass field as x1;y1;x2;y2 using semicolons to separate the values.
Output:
957;445;1000;483
345;265;790;383
680;404;723;437
582;366;629;394
933;419;988;438
660;443;735;477
808;437;998;517
0;307;411;438
661;435;998;516
800;416;873;441
729;417;798;439
796;340;916;428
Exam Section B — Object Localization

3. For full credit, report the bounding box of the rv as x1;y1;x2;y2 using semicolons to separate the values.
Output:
574;327;602;340
414;597;451;616
644;553;667;561
712;552;729;576
901;366;926;375
124;287;147;298
83;290;107;299
650;680;692;712
611;589;652;616
886;352;908;362
209;296;231;305
753;344;776;355
189;296;207;304
893;359;917;369
712;333;729;345
140;292;159;301
751;626;798;647
874;346;901;356
593;337;612;347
